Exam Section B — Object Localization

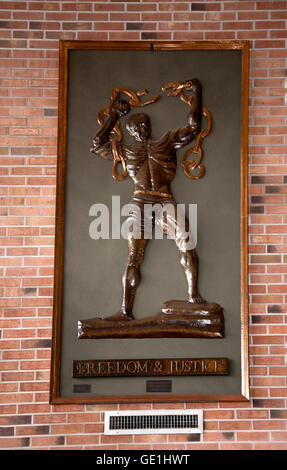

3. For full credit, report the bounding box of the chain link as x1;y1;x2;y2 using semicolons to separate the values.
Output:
181;107;212;180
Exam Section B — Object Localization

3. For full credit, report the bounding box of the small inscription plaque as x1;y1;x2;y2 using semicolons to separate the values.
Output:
146;380;172;393
73;384;91;393
73;358;228;378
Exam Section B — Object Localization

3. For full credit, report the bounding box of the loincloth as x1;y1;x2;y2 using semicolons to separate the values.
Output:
121;193;195;251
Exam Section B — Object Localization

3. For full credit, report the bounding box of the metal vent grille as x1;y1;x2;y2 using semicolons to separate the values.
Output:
104;410;203;435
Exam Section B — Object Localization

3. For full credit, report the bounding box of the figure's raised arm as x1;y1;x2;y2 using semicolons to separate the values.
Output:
165;78;202;150
90;99;130;160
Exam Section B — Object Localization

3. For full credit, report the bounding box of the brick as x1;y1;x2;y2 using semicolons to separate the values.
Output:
0;437;30;448
3;311;37;322
174;32;204;40
256;2;287;9
270;346;287;355
141;32;171;40
271;432;287;441
253;355;285;365
127;3;156;12
84;423;104;433
254;443;287;450
68;413;102;423
0;393;33;404
16;425;50;436
269;366;287;378
0;406;17;416
220;443;253;450
0;382;19;393
256;20;286;29
19;382;49;394
19;360;50;371
237;432;269;441
33;414;66;424
158;3;189;12
51;424;84;434
251;256;282;266
18;404;51;414
268;284;287;293
2;372;34;382
219;421;251;431
270;410;287;419
191;21;221;30
223;21;254;30
101;434;133;444
0;416;32;426
270;388;287;397
31;436;65;447
67;435;100;445
224;3;255;10
203;431;234;442
3;327;36;339
236;410;268;419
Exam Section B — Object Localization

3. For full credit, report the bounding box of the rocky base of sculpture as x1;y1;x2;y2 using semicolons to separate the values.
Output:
78;300;224;339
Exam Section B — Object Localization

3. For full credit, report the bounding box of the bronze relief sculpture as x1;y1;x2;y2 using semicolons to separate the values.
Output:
78;78;224;339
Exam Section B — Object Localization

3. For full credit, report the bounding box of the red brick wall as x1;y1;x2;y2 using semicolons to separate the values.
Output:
0;0;287;450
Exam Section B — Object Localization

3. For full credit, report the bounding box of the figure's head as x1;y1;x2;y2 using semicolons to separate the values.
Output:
126;113;151;141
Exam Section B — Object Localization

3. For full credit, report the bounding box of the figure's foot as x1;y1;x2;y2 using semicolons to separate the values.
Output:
102;310;134;322
188;293;206;304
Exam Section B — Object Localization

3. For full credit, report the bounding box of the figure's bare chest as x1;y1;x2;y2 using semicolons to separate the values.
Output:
124;140;174;167
125;141;151;162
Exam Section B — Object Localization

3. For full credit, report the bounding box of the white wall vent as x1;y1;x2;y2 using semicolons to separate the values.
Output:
104;409;203;435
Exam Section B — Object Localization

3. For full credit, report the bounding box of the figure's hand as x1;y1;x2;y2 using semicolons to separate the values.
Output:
90;136;101;152
182;78;200;93
162;78;200;97
111;99;131;117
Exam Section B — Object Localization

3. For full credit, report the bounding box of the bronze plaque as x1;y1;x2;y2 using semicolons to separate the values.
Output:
50;40;249;404
73;357;228;378
146;380;172;392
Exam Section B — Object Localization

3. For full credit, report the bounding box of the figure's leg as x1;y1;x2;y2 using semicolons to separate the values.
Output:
103;235;148;321
179;248;204;303
160;204;205;303
121;235;149;317
103;199;150;321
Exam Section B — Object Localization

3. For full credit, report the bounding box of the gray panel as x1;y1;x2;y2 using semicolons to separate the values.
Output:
60;48;242;397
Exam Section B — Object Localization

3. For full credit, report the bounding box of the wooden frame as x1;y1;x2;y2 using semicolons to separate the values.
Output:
50;40;249;404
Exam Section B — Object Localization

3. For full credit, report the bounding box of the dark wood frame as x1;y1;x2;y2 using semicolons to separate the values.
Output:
50;40;249;404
